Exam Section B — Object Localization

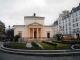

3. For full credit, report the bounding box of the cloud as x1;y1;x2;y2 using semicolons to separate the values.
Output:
0;0;80;27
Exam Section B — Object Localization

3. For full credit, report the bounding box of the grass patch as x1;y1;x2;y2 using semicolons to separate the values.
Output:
39;42;55;50
31;42;42;50
39;42;70;50
4;42;26;49
51;42;70;50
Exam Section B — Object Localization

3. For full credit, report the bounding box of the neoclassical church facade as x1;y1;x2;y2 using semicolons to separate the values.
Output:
13;13;54;41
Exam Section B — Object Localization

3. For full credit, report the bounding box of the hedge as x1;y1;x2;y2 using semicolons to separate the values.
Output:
4;43;26;49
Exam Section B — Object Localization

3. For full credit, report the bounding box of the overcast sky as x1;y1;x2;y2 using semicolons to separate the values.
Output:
0;0;80;28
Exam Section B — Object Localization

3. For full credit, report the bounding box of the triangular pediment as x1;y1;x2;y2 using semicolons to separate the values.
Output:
27;22;43;26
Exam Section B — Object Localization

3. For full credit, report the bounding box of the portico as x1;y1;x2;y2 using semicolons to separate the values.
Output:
29;28;42;39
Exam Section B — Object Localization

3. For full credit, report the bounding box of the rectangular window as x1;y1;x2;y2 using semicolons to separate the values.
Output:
66;24;67;27
69;31;71;34
63;26;64;30
73;24;75;27
66;28;67;32
73;19;74;22
72;14;74;18
76;12;77;16
79;11;80;15
69;27;71;30
66;19;67;22
47;33;50;38
76;18;78;21
73;29;75;32
77;28;79;32
76;23;78;27
69;22;71;26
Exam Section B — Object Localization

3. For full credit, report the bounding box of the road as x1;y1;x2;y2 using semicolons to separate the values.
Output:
0;42;80;60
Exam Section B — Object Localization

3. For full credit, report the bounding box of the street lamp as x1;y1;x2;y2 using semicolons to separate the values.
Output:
8;25;11;41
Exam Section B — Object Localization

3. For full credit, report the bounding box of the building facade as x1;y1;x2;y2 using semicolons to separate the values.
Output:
13;14;54;41
56;3;80;38
53;20;58;35
0;21;5;37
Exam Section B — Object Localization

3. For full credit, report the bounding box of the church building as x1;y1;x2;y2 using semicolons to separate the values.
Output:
13;13;54;41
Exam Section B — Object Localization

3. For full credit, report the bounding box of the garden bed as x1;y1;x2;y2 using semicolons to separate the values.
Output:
39;42;55;50
39;42;70;50
31;42;42;50
4;42;71;50
4;43;26;49
51;42;70;50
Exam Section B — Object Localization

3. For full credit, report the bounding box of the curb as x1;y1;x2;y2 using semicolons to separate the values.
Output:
0;46;80;57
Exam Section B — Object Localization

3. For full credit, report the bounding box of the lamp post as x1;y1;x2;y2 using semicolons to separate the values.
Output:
8;25;10;41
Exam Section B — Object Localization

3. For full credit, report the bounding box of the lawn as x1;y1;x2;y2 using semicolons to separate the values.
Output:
51;42;70;50
39;42;55;50
4;42;26;49
39;42;70;50
31;42;42;50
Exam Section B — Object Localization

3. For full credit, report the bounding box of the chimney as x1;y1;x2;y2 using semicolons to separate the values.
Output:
72;7;75;10
79;3;80;6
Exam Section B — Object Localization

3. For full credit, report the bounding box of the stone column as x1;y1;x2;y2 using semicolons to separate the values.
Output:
29;28;30;39
40;28;41;38
33;28;34;39
41;28;42;39
37;28;38;39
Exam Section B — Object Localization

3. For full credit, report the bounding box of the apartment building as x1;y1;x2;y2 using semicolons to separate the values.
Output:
53;20;58;35
56;3;80;38
0;21;5;37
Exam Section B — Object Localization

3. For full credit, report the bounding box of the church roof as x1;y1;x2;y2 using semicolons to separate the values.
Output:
13;25;25;27
24;16;45;18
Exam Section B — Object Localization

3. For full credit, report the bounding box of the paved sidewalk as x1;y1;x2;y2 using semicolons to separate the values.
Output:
26;42;32;48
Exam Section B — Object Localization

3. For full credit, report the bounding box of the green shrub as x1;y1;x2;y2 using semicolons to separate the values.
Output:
51;42;70;50
14;35;21;42
42;41;57;46
4;43;26;49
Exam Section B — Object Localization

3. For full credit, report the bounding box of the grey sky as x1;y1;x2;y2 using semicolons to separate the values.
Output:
0;0;80;27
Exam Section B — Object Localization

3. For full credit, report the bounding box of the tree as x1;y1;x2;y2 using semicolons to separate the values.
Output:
5;25;14;41
55;34;62;41
14;35;20;42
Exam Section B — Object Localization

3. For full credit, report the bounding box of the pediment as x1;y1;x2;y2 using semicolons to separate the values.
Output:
27;22;43;26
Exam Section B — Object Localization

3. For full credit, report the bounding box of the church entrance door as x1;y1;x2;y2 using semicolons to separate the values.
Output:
34;28;37;39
